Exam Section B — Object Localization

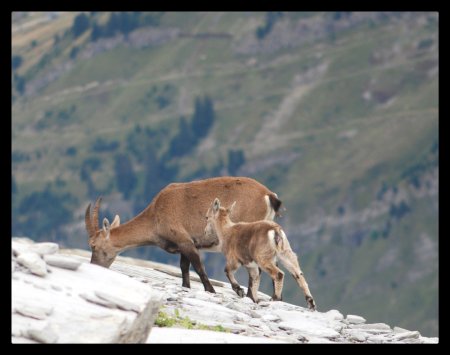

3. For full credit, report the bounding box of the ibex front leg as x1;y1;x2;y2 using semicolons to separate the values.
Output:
179;241;215;293
225;260;245;298
245;265;260;303
180;254;191;288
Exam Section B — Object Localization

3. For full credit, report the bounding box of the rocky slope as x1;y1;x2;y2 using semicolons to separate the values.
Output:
11;238;438;344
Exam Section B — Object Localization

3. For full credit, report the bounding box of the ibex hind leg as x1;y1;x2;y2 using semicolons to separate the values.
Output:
260;261;284;301
278;250;316;310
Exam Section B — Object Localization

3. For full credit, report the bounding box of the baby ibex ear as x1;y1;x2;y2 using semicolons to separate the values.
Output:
213;198;220;212
111;214;120;228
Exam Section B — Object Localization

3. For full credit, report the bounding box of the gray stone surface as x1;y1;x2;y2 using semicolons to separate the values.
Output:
12;239;439;344
27;325;59;343
12;239;162;343
346;314;366;324
393;326;410;333
12;239;58;256
44;254;81;270
16;252;47;277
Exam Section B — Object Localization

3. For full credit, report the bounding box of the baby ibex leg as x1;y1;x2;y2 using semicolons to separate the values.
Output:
225;261;244;298
261;262;284;301
245;265;260;303
279;250;316;310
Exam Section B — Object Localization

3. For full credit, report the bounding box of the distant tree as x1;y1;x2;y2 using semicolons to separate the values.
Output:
168;117;196;157
15;186;76;239
134;142;177;214
114;154;137;199
14;74;26;95
65;146;77;156
256;12;283;40
69;46;79;59
72;13;90;38
92;137;120;152
227;149;245;175
126;124;159;163
91;23;102;41
191;96;215;139
12;55;23;71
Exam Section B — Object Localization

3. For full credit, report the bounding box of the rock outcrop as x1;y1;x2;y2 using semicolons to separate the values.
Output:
12;238;161;343
11;238;438;344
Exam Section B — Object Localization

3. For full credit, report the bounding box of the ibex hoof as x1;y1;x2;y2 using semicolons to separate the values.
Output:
306;296;316;311
270;296;282;301
236;288;245;297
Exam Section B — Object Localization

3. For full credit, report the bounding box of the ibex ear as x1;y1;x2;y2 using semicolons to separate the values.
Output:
103;218;111;239
111;214;120;228
227;201;237;214
213;198;220;212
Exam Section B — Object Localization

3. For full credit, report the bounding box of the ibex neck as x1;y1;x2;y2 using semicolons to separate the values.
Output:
111;208;155;251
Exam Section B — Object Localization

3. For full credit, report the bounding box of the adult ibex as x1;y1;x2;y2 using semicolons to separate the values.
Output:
85;177;281;293
205;198;315;310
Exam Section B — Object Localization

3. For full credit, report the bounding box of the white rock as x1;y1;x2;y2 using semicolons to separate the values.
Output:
44;255;81;270
248;318;262;327
147;328;287;343
249;310;262;318
278;319;340;339
239;297;255;304
261;313;281;322
12;256;163;343
366;334;390;343
27;325;59;343
393;326;410;333
349;332;367;342
16;252;47;277
346;314;366;324
182;297;251;322
32;243;59;256
391;331;420;341
351;323;391;331
268;322;280;332
326;309;344;321
15;304;53;319
95;290;141;312
421;337;439;344
305;336;336;343
12;241;58;257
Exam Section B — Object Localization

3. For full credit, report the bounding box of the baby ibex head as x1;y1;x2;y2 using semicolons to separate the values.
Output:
204;198;236;237
85;197;121;268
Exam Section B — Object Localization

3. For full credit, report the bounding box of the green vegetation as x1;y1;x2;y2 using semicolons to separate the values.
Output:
154;309;229;332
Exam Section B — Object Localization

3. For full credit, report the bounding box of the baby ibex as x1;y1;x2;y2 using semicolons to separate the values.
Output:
205;198;316;310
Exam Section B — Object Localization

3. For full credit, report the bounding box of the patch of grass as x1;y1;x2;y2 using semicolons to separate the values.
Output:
154;308;229;333
154;310;177;327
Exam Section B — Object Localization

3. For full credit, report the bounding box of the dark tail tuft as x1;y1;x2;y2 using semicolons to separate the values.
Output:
269;193;282;216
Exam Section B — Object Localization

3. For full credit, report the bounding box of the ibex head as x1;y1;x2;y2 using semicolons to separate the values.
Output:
85;197;121;268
